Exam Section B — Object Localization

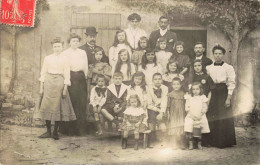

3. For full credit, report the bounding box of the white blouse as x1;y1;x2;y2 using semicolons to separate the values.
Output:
155;50;173;73
61;48;88;79
109;44;132;67
39;53;71;85
112;63;136;81
147;84;168;113
206;62;236;95
89;85;107;107
138;63;163;86
125;27;147;49
185;95;208;118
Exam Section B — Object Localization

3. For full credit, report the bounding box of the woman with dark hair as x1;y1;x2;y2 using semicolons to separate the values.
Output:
206;44;236;148
59;33;89;136
125;13;147;50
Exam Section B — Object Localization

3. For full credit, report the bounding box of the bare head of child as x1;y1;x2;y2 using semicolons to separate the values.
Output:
193;59;204;74
138;36;149;50
118;49;130;63
156;37;167;51
131;71;146;87
142;48;157;66
113;72;124;86
96;74;106;88
172;77;182;91
190;82;204;97
115;30;127;45
167;60;179;74
94;47;104;63
153;73;163;88
127;94;141;108
175;41;184;54
51;37;64;54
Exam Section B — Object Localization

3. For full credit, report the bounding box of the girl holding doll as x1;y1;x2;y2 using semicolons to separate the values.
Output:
109;30;132;68
138;48;163;86
184;82;210;150
167;77;186;149
155;37;173;73
112;49;136;86
131;36;149;68
120;94;147;150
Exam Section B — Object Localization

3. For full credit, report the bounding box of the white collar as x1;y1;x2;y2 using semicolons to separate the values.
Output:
195;55;203;60
160;28;167;36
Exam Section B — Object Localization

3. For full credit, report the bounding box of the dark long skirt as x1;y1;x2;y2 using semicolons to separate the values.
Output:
59;71;87;135
205;83;236;148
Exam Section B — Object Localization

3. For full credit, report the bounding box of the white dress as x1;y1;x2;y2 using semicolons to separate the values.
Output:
111;63;136;82
138;63;163;86
155;50;172;73
184;94;210;133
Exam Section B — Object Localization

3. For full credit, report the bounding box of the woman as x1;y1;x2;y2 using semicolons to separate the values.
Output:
124;13;147;50
36;37;76;140
59;33;89;136
206;44;236;148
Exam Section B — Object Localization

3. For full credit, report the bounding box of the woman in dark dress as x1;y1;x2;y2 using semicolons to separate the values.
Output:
206;44;236;148
59;33;89;136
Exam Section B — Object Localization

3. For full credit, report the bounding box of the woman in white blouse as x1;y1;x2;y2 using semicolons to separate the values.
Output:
59;33;89;136
36;38;76;140
124;13;147;50
206;44;236;148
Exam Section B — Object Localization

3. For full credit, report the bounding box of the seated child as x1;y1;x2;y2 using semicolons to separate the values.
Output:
89;74;107;136
120;94;147;150
101;72;129;128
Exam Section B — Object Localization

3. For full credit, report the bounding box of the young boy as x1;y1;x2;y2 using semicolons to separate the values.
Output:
147;73;168;147
101;72;129;127
89;74;107;136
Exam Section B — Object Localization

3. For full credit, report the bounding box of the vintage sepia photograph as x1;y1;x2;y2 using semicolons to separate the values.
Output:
0;0;259;164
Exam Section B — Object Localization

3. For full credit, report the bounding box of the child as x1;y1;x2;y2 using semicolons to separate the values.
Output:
138;48;163;86
167;77;185;149
36;37;76;140
170;41;190;91
184;82;210;150
147;73;168;146
89;74;107;136
155;37;173;73
101;72;129;127
112;49;136;86
88;47;112;87
109;30;132;68
162;60;184;92
131;36;149;68
121;95;147;150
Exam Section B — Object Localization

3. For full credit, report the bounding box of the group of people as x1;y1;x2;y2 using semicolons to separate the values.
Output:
35;13;236;151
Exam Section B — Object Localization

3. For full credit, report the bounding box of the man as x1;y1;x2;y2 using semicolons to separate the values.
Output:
79;26;109;65
192;42;213;67
149;16;177;52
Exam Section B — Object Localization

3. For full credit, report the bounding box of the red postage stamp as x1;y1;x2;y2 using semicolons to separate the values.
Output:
0;0;36;27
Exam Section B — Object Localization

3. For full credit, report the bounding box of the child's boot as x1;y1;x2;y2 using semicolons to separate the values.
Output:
52;121;60;140
197;138;203;150
39;120;52;138
147;133;154;148
189;140;194;150
134;139;139;150
122;138;127;149
96;122;103;136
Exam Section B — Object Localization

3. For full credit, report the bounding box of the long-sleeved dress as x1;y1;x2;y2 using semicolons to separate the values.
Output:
206;62;236;148
155;50;173;74
138;63;163;87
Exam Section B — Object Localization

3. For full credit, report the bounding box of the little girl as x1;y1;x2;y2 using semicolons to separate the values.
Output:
167;77;185;149
162;60;184;92
131;36;149;68
89;74;107;136
155;37;173;73
138;48;163;86
109;30;132;68
121;94;146;150
112;49;136;85
184;82;210;150
88;47;112;88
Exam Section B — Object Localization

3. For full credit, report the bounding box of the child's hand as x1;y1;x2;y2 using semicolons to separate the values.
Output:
156;113;163;121
97;106;102;113
62;89;67;98
113;107;119;112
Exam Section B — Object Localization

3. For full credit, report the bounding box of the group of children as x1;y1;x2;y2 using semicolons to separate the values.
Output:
86;30;215;151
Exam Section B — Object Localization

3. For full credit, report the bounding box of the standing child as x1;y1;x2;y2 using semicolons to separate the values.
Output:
138;48;163;86
147;73;168;147
155;37;173;73
109;30;132;68
184;82;210;150
112;49;136;86
88;47;112;88
89;75;107;136
167;77;185;149
162;60;184;92
36;37;76;140
131;36;149;69
121;95;147;150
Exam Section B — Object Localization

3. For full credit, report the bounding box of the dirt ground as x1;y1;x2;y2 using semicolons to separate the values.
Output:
0;123;259;165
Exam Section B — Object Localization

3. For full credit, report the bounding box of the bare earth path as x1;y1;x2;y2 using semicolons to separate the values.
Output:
0;124;259;165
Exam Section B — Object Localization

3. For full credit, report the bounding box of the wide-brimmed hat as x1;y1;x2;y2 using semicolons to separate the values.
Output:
85;26;98;35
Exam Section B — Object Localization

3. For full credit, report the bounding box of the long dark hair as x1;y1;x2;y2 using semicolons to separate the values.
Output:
130;71;147;93
137;36;149;50
155;36;168;52
115;49;132;79
93;47;104;65
192;59;206;74
141;48;157;70
112;30;130;47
